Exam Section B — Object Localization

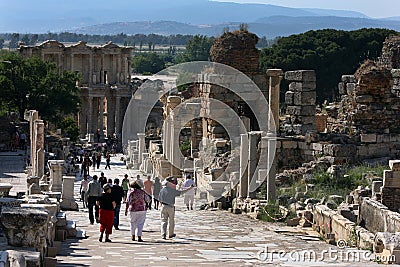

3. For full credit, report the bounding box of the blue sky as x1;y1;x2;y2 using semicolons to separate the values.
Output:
214;0;400;18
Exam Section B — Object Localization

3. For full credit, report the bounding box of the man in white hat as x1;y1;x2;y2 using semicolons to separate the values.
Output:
158;177;193;239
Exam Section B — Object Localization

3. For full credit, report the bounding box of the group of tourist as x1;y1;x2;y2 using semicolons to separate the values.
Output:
10;129;27;151
79;151;112;177
81;173;196;242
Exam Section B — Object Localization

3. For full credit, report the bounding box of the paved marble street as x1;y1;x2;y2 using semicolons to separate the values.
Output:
0;152;380;267
54;155;379;267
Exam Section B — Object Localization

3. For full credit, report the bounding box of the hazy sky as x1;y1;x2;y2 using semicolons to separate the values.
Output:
214;0;400;18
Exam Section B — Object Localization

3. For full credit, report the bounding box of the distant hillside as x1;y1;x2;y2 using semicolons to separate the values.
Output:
73;17;400;38
0;0;371;33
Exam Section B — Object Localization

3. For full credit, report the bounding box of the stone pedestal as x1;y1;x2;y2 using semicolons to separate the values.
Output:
27;176;41;195
1;207;49;253
34;120;45;177
247;132;259;198
137;133;146;165
29;110;39;172
266;132;277;202
239;133;249;198
60;176;78;211
48;160;64;192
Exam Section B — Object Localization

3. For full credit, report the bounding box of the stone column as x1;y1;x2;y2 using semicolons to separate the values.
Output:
266;69;283;203
92;97;99;135
99;97;104;140
29;110;39;171
247;132;258;198
266;132;277;202
48;160;64;192
137;133;146;165
267;69;283;132
60;176;78;211
100;54;106;84
115;96;121;134
34;120;45;178
87;96;93;134
163;117;170;160
239;133;248;198
70;53;74;71
78;97;87;138
89;53;93;85
106;96;115;136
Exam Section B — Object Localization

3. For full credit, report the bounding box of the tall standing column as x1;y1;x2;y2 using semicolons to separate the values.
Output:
247;132;258;198
78;97;86;138
87;96;93;134
99;97;104;140
29;110;39;172
266;69;283;203
35;120;45;178
137;133;146;165
106;96;116;136
239;133;248;198
89;53;93;85
115;96;121;134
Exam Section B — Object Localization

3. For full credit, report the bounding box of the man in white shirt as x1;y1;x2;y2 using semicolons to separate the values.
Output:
181;174;196;210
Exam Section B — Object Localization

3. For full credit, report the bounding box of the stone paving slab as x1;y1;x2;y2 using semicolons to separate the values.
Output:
55;154;380;267
0;152;381;266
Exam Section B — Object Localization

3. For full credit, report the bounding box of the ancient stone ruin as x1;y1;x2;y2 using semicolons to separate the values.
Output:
123;31;400;263
0;110;83;266
19;41;136;144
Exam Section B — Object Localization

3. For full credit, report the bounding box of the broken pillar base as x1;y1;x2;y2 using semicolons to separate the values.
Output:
60;199;78;211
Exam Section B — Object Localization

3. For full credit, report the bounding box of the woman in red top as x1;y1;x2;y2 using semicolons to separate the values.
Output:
125;180;150;242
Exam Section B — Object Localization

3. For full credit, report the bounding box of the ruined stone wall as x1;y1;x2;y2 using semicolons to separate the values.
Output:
283;70;317;136
210;30;260;75
381;160;400;212
379;36;400;69
359;197;400;233
392;69;400;97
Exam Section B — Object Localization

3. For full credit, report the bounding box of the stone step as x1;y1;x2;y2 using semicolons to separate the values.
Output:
66;220;77;238
56;212;66;227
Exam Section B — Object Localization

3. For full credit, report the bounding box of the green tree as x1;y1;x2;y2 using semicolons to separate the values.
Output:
132;53;165;74
0;52;80;123
60;117;80;142
176;35;214;63
260;28;397;102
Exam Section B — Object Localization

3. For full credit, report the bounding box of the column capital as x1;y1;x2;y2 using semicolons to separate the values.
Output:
266;69;283;77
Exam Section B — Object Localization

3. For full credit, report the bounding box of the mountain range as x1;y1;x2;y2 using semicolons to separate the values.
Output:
1;0;399;37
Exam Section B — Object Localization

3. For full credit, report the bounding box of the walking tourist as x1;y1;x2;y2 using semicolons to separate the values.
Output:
97;184;116;242
143;176;153;210
86;175;102;224
125;180;150;242
112;178;125;230
153;177;161;210
19;131;27;150
79;174;89;208
105;153;111;169
158;177;193;239
182;174;196;210
96;152;101;169
91;153;96;171
99;172;107;187
121;174;130;203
